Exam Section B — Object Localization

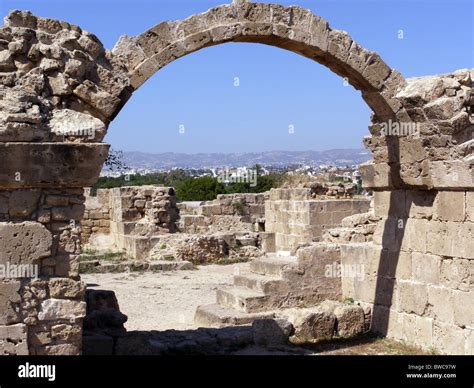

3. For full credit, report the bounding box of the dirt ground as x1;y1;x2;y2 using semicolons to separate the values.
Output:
82;262;248;331
82;263;426;355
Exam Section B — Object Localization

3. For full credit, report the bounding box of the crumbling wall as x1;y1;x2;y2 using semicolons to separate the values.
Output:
82;188;110;246
178;193;266;234
201;193;266;222
265;188;371;251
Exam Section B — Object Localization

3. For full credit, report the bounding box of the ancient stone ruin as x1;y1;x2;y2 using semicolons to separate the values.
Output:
0;1;472;355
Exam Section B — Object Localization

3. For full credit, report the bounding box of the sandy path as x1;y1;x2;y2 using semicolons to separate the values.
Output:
82;263;249;331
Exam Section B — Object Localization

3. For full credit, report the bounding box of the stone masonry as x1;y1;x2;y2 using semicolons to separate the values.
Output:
108;186;178;259
338;190;474;354
82;188;111;247
0;2;472;354
265;188;371;252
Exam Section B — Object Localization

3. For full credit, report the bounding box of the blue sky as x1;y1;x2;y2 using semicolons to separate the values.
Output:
2;0;472;153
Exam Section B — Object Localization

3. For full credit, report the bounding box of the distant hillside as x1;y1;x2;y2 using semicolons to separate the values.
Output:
118;149;371;170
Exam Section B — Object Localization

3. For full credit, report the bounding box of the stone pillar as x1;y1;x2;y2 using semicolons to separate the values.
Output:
0;143;108;355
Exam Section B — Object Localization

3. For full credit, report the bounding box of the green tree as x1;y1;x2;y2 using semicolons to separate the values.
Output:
175;176;226;201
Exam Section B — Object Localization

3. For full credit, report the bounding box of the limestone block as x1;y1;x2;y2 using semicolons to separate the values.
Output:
411;252;440;285
429;160;474;190
306;14;329;52
371;305;403;338
334;304;365;338
78;33;103;58
433;321;467;355
210;24;243;44
0;222;52;265
49;109;107;142
0;323;28;355
252;318;293;346
359;162;392;190
0;281;21;324
51;323;82;343
397;280;428;315
372;217;404;248
453;290;474;328
376;248;412;281
427;285;454;324
373;191;407;218
406;190;435;219
427;221;474;259
372;307;433;349
283;307;335;343
49;278;85;299
73;81;121;118
51;204;85;221
0;143;109;188
362;53;391;90
260;232;275;253
401;313;433;349
38;299;86;321
434;191;466;222
183;31;212;52
345;42;371;76
401;218;429;253
327;29;352;63
466;329;474;355
440;258;473;292
356;275;397;308
42;344;79;355
8;189;41;217
30;330;52;347
467;192;474;222
47;73;72;96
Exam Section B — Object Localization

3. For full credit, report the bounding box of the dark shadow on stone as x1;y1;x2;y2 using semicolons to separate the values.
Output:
371;136;435;336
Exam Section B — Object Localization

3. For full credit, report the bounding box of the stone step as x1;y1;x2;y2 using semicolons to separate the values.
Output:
194;303;275;328
250;256;297;276
233;273;290;294
216;287;270;313
121;234;161;260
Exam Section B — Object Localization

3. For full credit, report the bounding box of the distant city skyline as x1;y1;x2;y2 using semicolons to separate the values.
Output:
3;0;472;153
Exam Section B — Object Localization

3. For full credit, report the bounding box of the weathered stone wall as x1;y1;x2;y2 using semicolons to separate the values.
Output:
361;69;473;191
201;193;266;222
0;189;88;355
109;186;178;229
339;190;474;354
107;186;179;259
82;188;110;245
178;193;266;234
265;188;371;251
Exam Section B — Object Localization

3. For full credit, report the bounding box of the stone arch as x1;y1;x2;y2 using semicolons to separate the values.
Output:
0;2;473;356
0;3;471;191
111;2;406;123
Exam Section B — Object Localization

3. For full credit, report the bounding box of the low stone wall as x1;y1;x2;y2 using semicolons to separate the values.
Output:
109;186;178;230
82;189;111;245
200;193;267;223
265;188;371;251
108;186;179;259
82;186;180;259
340;190;474;354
